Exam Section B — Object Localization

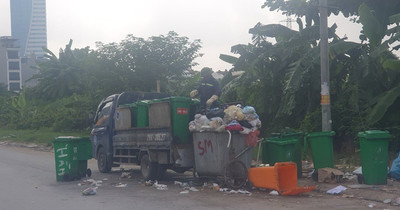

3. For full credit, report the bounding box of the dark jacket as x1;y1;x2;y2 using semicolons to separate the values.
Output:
198;75;221;109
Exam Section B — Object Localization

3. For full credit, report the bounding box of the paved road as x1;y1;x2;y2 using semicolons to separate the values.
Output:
0;144;390;210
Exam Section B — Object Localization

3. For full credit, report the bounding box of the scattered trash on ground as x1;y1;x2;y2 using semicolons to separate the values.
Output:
174;181;183;186
219;188;229;192
189;187;199;192
153;181;168;190
383;199;391;204
269;190;279;195
82;187;97;196
180;190;189;194
144;180;154;186
120;172;131;179
85;179;102;187
343;172;357;181
394;197;400;205
326;185;347;195
368;203;375;208
353;167;362;175
212;183;220;191
114;183;128;188
318;168;344;183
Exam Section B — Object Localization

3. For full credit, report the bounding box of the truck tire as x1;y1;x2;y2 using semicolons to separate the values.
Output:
140;154;158;180
98;147;112;173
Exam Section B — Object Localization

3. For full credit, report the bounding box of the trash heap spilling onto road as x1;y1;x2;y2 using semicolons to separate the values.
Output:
188;105;262;136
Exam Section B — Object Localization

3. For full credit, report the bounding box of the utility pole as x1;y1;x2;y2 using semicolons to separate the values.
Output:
319;0;332;131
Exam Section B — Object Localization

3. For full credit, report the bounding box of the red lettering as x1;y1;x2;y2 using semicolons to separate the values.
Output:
205;139;213;153
177;108;188;115
198;141;205;156
198;139;213;156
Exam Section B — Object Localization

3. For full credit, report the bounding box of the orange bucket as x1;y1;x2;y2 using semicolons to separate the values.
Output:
248;162;315;195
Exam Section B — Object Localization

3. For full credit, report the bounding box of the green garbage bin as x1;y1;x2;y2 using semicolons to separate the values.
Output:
358;130;392;185
280;132;304;177
53;136;92;181
306;131;335;172
262;138;301;177
261;137;279;164
169;97;193;143
136;100;150;127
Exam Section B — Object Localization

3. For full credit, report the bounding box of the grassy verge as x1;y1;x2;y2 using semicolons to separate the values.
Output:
0;127;89;146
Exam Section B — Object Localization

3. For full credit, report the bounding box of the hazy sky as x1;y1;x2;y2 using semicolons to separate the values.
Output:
0;0;362;71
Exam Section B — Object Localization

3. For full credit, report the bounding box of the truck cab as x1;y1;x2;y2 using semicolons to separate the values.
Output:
90;92;198;180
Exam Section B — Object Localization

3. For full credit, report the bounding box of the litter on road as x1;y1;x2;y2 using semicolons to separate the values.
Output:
153;181;168;190
269;190;279;196
180;190;189;194
326;185;347;195
114;183;128;188
82;187;97;196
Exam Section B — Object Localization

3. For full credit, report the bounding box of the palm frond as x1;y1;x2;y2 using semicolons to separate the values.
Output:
367;85;400;125
219;54;238;65
249;24;298;41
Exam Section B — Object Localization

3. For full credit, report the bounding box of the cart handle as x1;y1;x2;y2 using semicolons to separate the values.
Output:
256;138;265;165
226;130;232;148
235;138;265;159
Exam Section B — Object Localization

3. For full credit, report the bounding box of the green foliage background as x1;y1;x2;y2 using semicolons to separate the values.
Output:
1;1;400;154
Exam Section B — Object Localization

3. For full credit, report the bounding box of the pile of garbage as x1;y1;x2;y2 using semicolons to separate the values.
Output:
188;105;261;136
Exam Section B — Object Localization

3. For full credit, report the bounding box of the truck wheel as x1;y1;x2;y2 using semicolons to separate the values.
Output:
98;147;112;173
140;154;157;180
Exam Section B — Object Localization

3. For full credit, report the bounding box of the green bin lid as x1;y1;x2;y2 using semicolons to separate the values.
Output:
52;136;89;142
191;99;200;104
357;130;392;140
136;100;151;105
281;132;303;136
266;136;280;141
265;139;298;145
306;131;335;137
168;96;192;102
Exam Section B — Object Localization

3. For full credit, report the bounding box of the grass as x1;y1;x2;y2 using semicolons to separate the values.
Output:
0;127;89;146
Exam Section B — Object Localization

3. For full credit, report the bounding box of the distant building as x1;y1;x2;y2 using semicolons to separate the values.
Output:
10;0;47;58
0;36;38;91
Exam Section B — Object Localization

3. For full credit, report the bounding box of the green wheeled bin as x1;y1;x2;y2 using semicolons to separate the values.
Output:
169;97;193;143
261;137;279;164
53;136;92;181
262;132;303;177
136;100;151;127
280;132;304;177
358;130;392;185
263;138;301;177
306;131;335;173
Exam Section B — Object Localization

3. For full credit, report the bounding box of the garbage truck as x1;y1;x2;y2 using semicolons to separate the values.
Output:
90;92;199;180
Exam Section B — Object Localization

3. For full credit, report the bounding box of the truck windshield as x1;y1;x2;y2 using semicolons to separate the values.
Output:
94;101;113;127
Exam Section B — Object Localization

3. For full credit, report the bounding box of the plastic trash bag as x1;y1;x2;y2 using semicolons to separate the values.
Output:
206;108;225;119
225;120;244;131
224;105;245;121
245;129;260;146
249;118;262;128
242;106;256;114
389;153;400;180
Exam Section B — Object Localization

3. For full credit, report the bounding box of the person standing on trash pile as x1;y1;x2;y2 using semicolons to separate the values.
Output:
190;67;221;111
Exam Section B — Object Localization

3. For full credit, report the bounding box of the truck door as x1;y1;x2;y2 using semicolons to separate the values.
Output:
91;99;115;172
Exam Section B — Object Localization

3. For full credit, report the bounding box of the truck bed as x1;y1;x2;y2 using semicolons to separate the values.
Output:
112;127;172;164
